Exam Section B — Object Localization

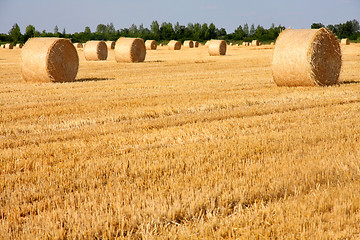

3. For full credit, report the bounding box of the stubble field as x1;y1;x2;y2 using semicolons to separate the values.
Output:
1;43;360;239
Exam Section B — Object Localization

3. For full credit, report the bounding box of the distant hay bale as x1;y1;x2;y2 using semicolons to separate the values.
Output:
270;42;275;45
115;37;146;62
84;41;108;61
159;43;164;46
73;43;83;48
106;41;116;49
1;44;4;48
341;38;350;45
145;40;157;50
168;40;181;50
5;43;13;49
183;40;194;48
236;43;240;46
229;43;233;46
242;42;246;46
252;40;259;46
194;41;199;47
208;40;227;56
272;28;341;87
21;37;79;83
16;43;23;48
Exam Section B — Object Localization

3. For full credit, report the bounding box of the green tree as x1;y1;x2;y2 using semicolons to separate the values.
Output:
311;23;325;29
150;20;160;40
54;25;59;35
234;25;245;40
8;23;22;43
243;23;249;37
249;24;255;36
24;25;36;42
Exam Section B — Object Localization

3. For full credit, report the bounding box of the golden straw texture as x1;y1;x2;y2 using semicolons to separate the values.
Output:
208;40;227;56
145;40;157;50
106;41;116;50
341;38;350;45
84;41;108;61
168;40;181;50
183;40;194;48
21;37;79;83
115;38;146;63
272;28;342;87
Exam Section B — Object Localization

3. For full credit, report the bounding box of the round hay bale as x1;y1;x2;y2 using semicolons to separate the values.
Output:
106;41;115;50
208;40;227;56
205;41;211;47
145;40;157;50
341;38;350;45
16;43;23;48
115;37;146;63
229;43;233;46
270;42;275;45
194;41;199;47
168;40;181;50
159;43;164;46
21;38;79;83
242;42;246;46
183;40;194;48
272;28;341;87
73;43;83;48
252;40;259;46
84;41;108;61
1;44;5;48
5;43;13;49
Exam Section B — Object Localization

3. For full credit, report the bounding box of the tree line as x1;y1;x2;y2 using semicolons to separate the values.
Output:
1;19;359;45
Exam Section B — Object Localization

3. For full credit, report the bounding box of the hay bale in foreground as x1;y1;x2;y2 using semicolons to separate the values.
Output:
194;41;199;47
106;41;115;49
168;40;181;50
183;40;194;48
73;43;83;48
252;40;260;46
16;43;23;48
21;38;79;83
341;38;350;45
84;41;108;61
205;41;211;47
5;44;13;49
145;40;157;50
115;37;146;62
208;40;227;56
272;28;341;87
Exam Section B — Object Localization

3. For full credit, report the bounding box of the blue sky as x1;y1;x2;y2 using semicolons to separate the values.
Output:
0;0;359;34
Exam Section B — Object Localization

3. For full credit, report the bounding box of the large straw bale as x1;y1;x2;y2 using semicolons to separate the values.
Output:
115;37;146;62
5;43;13;49
84;41;108;61
145;40;157;50
183;40;194;48
194;41;199;47
341;38;350;45
16;43;23;48
252;40;260;46
208;40;227;56
272;28;341;87
106;41;116;49
168;40;181;50
21;38;79;83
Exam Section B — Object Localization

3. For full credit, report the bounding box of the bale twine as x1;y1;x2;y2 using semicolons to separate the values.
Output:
16;43;23;48
84;41;108;61
341;38;350;45
208;40;227;56
183;40;194;48
168;40;181;50
106;41;116;50
252;40;259;46
21;38;79;83
194;41;199;47
145;40;157;50
5;43;13;49
272;28;341;87
115;37;146;63
73;43;83;48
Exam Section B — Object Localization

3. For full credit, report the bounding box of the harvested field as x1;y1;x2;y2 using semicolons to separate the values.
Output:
1;43;360;239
